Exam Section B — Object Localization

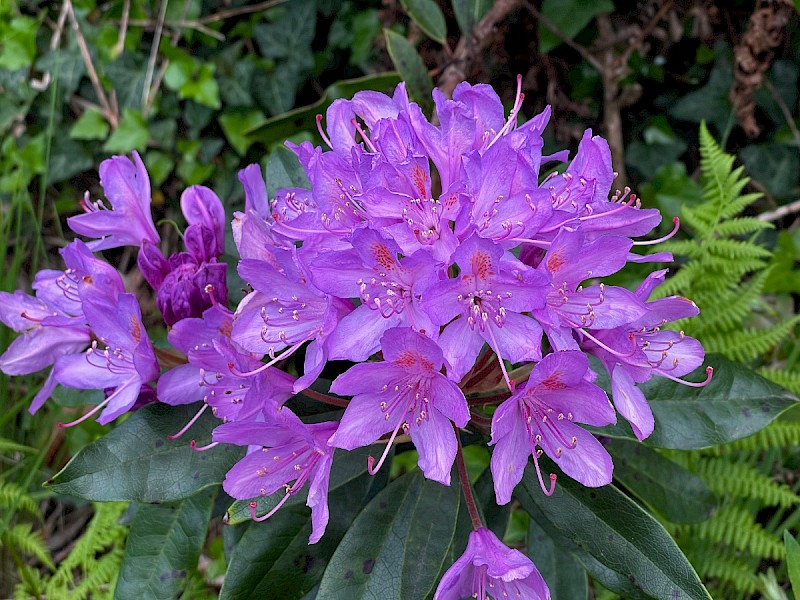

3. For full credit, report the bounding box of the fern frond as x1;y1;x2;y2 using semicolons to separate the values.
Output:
680;504;784;560
692;457;800;507
684;541;759;595
714;421;800;454
702;316;800;362
759;368;800;395
0;480;40;518
1;522;55;570
710;217;773;238
689;269;770;335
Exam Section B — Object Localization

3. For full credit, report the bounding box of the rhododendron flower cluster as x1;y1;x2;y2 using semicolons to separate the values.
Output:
0;80;712;599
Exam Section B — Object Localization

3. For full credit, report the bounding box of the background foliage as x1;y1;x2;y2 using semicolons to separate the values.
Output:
2;0;800;598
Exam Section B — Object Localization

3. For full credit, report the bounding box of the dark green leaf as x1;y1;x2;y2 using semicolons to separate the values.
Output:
0;16;38;70
383;30;433;115
785;530;800;600
516;457;711;600
225;446;372;525
46;403;244;502
740;143;800;199
527;518;589;600
401;0;447;45
639;162;702;220
46;137;95;186
452;0;492;35
265;146;311;198
606;439;716;524
247;72;401;148
538;0;613;54
114;490;215;600
590;354;799;449
669;46;733;134
474;467;509;539
220;471;376;600
317;469;461;600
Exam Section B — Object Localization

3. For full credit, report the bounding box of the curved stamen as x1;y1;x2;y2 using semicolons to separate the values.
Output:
367;418;405;475
658;366;714;388
580;329;639;358
484;324;515;392
249;492;292;522
315;114;333;149
506;237;552;248
190;440;219;452
633;217;680;246
486;74;524;149
351;118;378;153
167;403;208;440
58;397;112;428
228;341;305;377
531;449;557;496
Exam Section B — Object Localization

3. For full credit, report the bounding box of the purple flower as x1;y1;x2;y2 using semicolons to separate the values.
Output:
422;234;550;382
181;185;226;257
490;351;615;503
328;327;469;485
68;151;159;251
53;292;159;425
433;527;550;600
138;186;228;326
582;269;709;441
213;402;336;544
0;290;91;413
310;228;440;361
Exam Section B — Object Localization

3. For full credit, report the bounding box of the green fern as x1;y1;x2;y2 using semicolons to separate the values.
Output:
13;502;128;600
653;122;800;599
0;480;39;518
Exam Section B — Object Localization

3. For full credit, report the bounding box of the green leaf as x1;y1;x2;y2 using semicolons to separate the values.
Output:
452;0;492;35
220;471;376;600
669;46;733;134
265;145;311;198
220;110;267;156
401;0;447;44
606;439;716;524
104;109;149;154
538;0;613;54
46;404;244;502
114;490;215;600
590;354;799;449
70;109;110;141
516;457;712;600
0;16;38;70
179;63;221;109
785;530;800;600
474;467;509;539
639;162;702;219
740;143;800;199
383;30;433;115
225;446;372;526
247;72;401;148
144;150;174;187
316;469;461;600
527;518;589;600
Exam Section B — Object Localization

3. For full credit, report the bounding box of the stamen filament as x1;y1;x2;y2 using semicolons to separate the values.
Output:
57;397;111;428
633;217;680;246
167;403;208;440
249;492;291;522
367;418;404;475
659;366;714;388
228;341;305;377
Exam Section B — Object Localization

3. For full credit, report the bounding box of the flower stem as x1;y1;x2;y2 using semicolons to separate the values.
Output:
301;387;350;408
454;423;484;531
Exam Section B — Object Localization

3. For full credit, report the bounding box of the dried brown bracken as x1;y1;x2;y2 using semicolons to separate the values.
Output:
731;0;794;137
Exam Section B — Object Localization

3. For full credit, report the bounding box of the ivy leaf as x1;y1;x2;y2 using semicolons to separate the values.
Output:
527;518;589;600
265;145;311;198
46;404;244;502
114;490;215;600
401;0;447;45
516;457;712;600
538;0;613;54
589;354;799;449
70;109;110;141
179;63;221;109
384;30;433;115
451;0;492;35
219;471;377;600
0;16;38;70
103;109;149;154
606;439;717;524
316;469;462;600
220;110;267;156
